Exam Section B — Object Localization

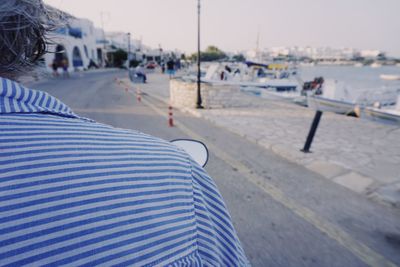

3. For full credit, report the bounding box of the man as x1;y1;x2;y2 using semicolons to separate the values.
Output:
0;1;249;266
166;58;176;78
135;64;147;83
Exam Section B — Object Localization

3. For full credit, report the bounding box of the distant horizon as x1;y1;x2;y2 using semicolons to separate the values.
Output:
44;0;400;57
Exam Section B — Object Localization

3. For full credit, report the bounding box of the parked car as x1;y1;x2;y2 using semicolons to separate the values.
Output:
146;61;158;69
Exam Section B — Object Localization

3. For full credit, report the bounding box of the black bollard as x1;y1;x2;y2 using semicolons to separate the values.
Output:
301;110;323;153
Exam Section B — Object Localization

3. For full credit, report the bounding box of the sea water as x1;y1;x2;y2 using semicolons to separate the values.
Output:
300;65;400;92
242;65;400;104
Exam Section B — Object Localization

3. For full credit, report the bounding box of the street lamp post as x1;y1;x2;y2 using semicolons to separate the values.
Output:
127;32;131;78
196;0;203;109
100;12;107;67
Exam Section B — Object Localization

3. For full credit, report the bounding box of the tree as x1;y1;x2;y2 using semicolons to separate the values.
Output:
203;46;226;61
188;53;197;62
129;59;141;68
232;54;246;62
205;46;220;53
189;45;227;62
113;49;127;68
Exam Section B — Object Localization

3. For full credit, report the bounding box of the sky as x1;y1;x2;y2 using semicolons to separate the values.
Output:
44;0;400;57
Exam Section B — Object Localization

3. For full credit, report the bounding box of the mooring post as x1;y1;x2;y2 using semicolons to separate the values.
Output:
301;110;323;153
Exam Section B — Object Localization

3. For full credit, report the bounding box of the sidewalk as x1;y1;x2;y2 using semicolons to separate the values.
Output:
20;68;123;84
132;72;400;207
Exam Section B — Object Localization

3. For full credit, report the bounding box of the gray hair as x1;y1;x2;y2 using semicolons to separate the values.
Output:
0;0;59;79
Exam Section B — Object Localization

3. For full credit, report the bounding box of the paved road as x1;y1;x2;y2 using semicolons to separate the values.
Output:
27;70;400;267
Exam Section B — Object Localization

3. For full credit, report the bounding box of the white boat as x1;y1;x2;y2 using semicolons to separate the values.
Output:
202;62;300;91
307;96;358;115
240;79;299;91
380;74;400;81
300;62;315;67
306;80;359;116
241;85;301;101
365;96;400;123
370;62;382;68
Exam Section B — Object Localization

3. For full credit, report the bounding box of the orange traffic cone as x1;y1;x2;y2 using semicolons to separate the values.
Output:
168;105;174;127
137;88;142;102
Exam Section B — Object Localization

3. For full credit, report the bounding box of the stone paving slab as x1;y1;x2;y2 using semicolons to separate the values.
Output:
306;161;349;180
128;73;400;207
332;172;374;194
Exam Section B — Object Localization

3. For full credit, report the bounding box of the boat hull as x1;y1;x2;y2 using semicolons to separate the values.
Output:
365;108;400;123
380;74;400;81
202;79;299;91
307;96;357;115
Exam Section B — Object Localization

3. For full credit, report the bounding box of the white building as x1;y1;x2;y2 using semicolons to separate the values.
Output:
360;50;383;58
103;31;148;63
43;9;100;72
105;32;130;51
43;5;165;71
245;46;366;62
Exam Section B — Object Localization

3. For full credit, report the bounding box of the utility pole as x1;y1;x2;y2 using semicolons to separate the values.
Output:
128;32;131;65
196;0;203;109
127;32;131;78
256;27;260;62
159;44;163;64
100;12;108;67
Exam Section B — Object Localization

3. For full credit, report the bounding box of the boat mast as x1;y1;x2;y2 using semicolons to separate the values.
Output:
256;26;261;63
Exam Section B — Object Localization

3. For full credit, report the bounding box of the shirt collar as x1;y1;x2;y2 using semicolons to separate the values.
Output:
0;77;79;119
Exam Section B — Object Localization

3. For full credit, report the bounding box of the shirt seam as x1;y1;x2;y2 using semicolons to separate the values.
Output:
182;149;202;262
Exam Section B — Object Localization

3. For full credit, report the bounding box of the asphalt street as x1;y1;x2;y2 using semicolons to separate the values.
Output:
26;69;400;267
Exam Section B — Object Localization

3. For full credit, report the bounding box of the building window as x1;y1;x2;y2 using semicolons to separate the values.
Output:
72;47;83;67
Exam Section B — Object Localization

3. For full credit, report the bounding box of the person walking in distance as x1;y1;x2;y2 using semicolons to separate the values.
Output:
166;58;176;78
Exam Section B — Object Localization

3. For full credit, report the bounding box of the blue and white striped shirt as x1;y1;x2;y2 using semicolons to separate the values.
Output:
0;77;249;266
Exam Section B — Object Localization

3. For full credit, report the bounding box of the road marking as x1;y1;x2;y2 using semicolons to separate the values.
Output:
121;82;398;267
